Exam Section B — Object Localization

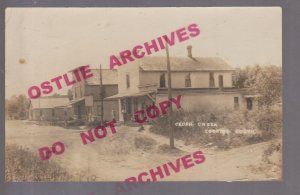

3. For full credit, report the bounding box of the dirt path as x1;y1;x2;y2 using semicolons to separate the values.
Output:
5;120;281;181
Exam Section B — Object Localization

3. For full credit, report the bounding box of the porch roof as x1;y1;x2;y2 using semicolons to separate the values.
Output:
104;91;156;100
69;97;85;105
243;94;261;98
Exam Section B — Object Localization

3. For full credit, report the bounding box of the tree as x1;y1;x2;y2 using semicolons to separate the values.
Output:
233;65;282;107
253;65;282;107
233;68;247;88
6;95;18;119
6;94;30;119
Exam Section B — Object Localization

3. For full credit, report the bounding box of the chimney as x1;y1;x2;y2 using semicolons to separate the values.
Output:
187;45;192;58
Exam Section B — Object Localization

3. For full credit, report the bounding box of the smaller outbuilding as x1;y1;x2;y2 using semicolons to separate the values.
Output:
29;96;73;122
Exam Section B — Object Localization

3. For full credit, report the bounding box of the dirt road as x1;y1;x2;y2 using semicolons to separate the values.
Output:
5;120;281;181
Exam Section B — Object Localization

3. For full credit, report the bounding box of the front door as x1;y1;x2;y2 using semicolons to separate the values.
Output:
77;105;82;119
246;98;253;110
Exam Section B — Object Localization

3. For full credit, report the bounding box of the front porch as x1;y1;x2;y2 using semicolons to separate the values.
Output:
105;91;156;123
69;97;86;121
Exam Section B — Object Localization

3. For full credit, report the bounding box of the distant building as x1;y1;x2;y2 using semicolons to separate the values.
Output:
29;96;72;121
69;68;119;122
106;46;258;122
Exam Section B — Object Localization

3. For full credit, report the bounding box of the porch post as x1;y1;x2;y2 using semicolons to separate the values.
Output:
118;99;123;122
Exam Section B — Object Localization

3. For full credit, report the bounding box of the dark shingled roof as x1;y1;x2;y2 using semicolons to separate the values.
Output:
139;56;234;71
86;69;118;85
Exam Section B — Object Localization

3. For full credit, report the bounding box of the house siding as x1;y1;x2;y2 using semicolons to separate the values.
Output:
29;107;73;121
117;61;140;94
139;71;233;89
73;80;86;99
70;69;119;122
85;85;118;100
156;92;246;111
93;100;119;121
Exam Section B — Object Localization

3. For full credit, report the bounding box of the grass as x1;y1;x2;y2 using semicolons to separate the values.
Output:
5;144;75;181
134;135;157;151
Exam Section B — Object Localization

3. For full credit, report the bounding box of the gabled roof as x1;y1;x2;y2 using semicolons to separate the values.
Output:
86;69;118;85
30;97;69;109
139;56;234;71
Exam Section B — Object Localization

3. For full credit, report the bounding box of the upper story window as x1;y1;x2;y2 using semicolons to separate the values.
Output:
126;74;130;88
79;87;82;97
74;88;77;99
209;72;215;88
160;73;166;88
185;72;191;87
218;75;224;89
72;87;76;99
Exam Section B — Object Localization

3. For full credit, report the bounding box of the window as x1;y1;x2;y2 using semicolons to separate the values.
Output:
77;105;82;119
218;75;224;89
185;72;191;87
234;97;239;109
127;98;132;114
75;87;78;98
126;74;130;88
52;109;55;117
160;73;166;88
102;87;106;98
209;72;215;87
133;98;138;111
97;105;102;115
247;98;253;110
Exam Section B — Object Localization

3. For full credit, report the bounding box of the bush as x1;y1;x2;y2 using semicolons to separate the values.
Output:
149;108;282;150
252;109;282;138
262;142;281;164
5;144;75;181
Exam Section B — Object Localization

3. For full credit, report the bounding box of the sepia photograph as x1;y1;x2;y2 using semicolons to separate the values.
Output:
5;7;282;184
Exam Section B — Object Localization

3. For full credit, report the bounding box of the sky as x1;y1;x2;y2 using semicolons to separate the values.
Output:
5;7;282;98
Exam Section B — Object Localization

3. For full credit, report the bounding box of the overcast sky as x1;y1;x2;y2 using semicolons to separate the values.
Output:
5;7;282;98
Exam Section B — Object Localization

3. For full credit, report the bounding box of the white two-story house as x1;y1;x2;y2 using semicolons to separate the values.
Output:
106;46;257;122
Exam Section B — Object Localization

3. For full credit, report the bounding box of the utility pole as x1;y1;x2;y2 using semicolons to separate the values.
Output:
165;40;175;149
100;64;104;124
39;98;41;125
